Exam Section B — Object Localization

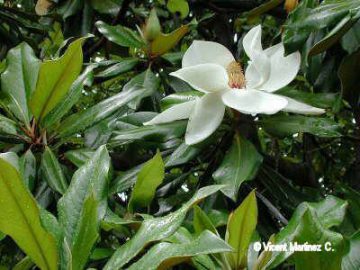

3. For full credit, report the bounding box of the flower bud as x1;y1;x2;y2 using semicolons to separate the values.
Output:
144;8;161;42
284;0;299;13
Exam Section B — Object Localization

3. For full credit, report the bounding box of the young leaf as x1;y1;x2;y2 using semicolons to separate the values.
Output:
0;153;58;270
29;37;84;123
104;185;224;270
128;151;165;212
150;25;189;58
58;145;110;270
41;146;68;195
213;135;263;201
193;205;218;235
127;231;232;270
1;42;40;126
226;190;258;269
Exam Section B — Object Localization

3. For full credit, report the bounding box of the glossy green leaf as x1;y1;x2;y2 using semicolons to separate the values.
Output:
165;142;203;167
95;58;139;78
109;121;187;146
19;150;36;191
127;230;232;270
213;135;263;201
57;87;144;138
259;115;342;138
160;91;202;110
64;148;95;167
226;190;258;269
0;115;17;135
150;25;189;58
104;185;224;270
29;38;84;123
42;65;95;128
341;19;360;54
128;151;165;212
122;69;160;110
0;153;58;270
41;146;68;195
58;146;110;270
268;196;348;269
90;0;121;15
193;205;218;235
96;21;145;48
1;42;40;126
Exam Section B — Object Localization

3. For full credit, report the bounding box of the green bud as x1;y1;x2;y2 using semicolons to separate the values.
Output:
144;8;161;42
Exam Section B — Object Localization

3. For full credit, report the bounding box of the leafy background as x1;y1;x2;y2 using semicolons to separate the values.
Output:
0;0;359;269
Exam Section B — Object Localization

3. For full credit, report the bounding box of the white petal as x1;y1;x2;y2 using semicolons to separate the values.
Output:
282;97;325;115
144;100;197;125
185;93;225;145
170;64;229;93
258;43;301;92
182;40;235;69
222;89;288;115
243;25;263;59
245;51;270;89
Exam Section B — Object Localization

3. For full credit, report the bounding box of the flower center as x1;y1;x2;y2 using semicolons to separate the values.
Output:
227;61;245;89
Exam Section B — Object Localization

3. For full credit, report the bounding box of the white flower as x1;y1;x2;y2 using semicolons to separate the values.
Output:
145;25;325;145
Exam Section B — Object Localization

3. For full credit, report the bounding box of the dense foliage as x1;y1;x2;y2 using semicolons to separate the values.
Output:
0;0;359;269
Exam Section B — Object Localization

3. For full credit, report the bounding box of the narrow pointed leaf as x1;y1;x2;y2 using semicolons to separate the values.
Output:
128;151;165;212
127;231;232;270
41;146;68;195
0;153;58;270
29;38;84;123
104;185;224;270
1;42;40;126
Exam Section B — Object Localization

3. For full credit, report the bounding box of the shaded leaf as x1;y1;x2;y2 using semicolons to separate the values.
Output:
213;135;263;201
128;151;165;212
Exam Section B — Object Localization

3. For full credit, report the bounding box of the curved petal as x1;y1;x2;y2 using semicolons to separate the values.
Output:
258;43;301;92
222;89;288;115
144;100;197;125
282;97;325;115
243;25;263;59
170;64;229;93
182;40;235;69
185;93;225;145
245;51;270;89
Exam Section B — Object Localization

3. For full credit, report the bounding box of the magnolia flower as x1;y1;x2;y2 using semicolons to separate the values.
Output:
145;25;324;145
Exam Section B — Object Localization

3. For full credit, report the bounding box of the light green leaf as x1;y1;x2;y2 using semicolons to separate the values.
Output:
150;25;189;57
64;148;95;167
127;230;232;270
1;42;40;126
104;185;224;270
193;205;218;235
0;154;58;270
96;21;145;48
29;37;84;123
161;91;202;110
268;196;348;269
213;135;263;201
41;146;68;195
226;190;258;269
128;151;165;212
42;65;95;128
58;145;110;270
259;115;342;138
167;0;190;18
